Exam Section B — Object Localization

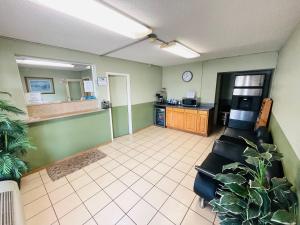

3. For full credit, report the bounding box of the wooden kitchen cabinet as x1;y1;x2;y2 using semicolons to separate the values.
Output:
196;111;209;136
166;107;213;136
172;108;185;130
166;107;173;127
184;109;198;132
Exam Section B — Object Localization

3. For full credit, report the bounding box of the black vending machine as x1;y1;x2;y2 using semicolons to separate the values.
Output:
228;74;265;130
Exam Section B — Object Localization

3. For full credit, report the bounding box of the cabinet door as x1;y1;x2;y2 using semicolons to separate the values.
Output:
166;107;173;127
197;111;208;136
173;108;184;130
184;109;198;132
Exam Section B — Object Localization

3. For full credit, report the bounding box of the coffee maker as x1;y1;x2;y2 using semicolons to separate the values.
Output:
155;88;167;104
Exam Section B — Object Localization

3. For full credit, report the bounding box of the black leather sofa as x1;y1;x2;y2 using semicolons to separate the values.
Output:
193;127;283;207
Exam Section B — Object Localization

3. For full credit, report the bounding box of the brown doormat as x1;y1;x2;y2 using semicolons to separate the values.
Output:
46;148;106;181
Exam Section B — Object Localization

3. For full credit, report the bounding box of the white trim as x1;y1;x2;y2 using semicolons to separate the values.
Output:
106;72;132;140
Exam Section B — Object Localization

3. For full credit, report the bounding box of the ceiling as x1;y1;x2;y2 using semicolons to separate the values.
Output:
1;0;300;66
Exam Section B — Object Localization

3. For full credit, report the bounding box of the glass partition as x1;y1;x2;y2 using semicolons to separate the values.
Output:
16;56;96;105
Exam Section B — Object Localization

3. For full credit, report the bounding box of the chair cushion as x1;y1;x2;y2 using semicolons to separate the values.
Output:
212;139;246;163
195;153;234;178
224;127;256;142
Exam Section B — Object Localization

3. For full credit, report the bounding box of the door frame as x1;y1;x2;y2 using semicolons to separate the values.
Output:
65;79;84;101
106;72;132;140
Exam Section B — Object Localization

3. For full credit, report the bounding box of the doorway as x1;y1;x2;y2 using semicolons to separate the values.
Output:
106;72;132;139
66;79;83;101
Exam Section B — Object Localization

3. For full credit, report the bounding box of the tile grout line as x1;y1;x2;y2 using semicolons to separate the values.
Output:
21;126;221;225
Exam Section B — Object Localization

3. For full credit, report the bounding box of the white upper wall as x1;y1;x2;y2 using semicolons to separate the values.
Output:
270;22;300;159
162;52;278;103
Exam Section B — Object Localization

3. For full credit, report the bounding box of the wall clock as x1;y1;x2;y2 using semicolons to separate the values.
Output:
182;71;193;82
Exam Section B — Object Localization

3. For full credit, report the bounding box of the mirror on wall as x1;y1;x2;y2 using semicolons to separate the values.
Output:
16;56;96;105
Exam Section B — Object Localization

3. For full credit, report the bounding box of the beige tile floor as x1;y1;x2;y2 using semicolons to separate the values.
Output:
21;126;222;225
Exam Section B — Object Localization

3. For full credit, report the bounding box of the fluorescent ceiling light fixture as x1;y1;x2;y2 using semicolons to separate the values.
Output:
161;42;200;59
16;59;74;68
29;0;152;39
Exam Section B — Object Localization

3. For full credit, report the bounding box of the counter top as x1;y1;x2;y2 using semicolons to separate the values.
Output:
26;108;106;124
154;103;214;111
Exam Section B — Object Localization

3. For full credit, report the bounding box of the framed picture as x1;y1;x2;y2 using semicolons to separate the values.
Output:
25;77;55;94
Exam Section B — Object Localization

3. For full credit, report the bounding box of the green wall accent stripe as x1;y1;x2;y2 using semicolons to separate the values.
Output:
269;113;300;221
24;102;155;171
111;101;155;136
111;105;129;138
25;110;111;170
132;102;154;132
269;114;300;185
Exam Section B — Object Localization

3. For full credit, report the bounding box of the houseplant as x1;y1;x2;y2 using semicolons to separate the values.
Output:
209;138;298;225
0;92;34;184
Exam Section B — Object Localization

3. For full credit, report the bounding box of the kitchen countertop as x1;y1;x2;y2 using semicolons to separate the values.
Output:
154;103;214;111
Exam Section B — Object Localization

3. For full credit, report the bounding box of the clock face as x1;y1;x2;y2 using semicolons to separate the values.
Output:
182;71;193;82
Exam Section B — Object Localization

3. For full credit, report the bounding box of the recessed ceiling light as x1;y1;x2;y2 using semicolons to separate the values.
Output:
16;59;74;68
161;41;200;59
29;0;152;39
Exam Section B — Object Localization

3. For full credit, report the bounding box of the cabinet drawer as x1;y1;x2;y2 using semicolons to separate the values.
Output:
184;109;198;114
198;110;208;115
173;108;184;112
166;107;173;112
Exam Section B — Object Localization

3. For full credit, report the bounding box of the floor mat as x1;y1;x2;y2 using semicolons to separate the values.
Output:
46;148;106;181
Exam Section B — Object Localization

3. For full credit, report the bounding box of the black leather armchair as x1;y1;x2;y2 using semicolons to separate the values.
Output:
193;127;283;208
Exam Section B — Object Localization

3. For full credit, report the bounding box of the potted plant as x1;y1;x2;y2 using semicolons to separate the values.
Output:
0;92;34;185
210;138;298;225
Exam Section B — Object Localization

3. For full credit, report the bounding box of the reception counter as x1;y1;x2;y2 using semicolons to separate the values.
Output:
26;100;101;123
24;100;112;170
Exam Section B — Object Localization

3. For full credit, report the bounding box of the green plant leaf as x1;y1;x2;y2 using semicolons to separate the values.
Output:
220;193;242;205
239;137;258;150
222;204;244;215
241;221;252;225
270;152;283;161
271;209;296;225
271;177;292;191
245;157;260;167
261;143;277;152
260;152;272;161
221;217;242;225
248;189;263;206
249;180;262;189
0;100;25;115
209;199;228;214
243;147;259;157
215;173;247;185
222;162;244;171
246;203;260;220
225;183;248;198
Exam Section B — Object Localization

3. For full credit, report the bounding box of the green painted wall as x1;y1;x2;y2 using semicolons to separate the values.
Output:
132;102;154;132
25;110;111;170
111;102;154;137
268;22;300;221
0;37;161;170
269;114;300;221
0;37;162;111
111;106;129;138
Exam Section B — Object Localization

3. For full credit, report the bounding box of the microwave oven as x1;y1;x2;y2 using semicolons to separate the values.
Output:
182;98;197;107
